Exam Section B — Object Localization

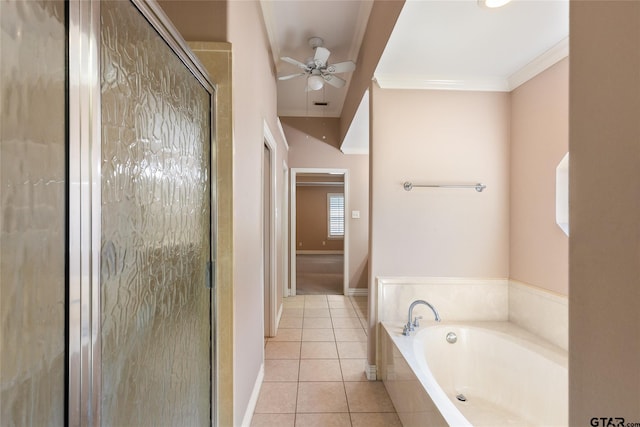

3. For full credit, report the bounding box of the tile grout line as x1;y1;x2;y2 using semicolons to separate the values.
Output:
255;294;390;426
295;295;306;425
331;296;350;425
293;322;302;427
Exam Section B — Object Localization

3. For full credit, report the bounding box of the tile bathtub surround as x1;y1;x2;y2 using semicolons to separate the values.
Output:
376;277;509;323
375;277;568;353
251;295;402;427
508;280;568;351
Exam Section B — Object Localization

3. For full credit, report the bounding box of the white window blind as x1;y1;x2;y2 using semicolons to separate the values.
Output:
327;193;344;238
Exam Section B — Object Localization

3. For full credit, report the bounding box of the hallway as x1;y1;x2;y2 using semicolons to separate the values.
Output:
251;295;401;427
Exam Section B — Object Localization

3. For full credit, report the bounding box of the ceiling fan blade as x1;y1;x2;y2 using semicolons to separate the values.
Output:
326;61;356;74
313;46;330;67
322;74;346;88
278;72;306;81
281;56;309;70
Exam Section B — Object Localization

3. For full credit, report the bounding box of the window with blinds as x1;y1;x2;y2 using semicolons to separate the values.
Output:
327;193;345;238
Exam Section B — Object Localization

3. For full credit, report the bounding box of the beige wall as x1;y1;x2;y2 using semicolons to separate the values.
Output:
283;117;341;150
569;1;640;422
510;58;569;295
369;84;510;361
157;0;226;41
296;185;345;252
227;1;288;424
370;85;510;278
285;117;370;290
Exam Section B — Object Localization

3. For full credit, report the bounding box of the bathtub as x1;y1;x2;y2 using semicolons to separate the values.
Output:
380;321;568;427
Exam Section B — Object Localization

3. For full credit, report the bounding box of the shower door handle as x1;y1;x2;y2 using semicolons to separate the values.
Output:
205;260;215;289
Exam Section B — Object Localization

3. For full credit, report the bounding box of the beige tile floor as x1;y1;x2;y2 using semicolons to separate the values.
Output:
251;295;402;427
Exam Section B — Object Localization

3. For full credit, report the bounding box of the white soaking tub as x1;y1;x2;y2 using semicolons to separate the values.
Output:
380;322;568;427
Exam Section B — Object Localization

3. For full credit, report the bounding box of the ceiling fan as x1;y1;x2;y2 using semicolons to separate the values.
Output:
278;37;356;91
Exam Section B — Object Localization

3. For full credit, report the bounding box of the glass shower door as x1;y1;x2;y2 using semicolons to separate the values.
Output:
0;1;67;424
100;1;213;425
2;0;215;424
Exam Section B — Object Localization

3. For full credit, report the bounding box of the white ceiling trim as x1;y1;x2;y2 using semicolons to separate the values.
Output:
374;75;511;92
508;37;569;90
277;117;290;152
340;146;369;155
374;37;569;93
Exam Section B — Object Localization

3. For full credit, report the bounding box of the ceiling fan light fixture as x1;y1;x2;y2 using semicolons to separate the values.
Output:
279;36;354;91
478;0;512;8
307;75;324;91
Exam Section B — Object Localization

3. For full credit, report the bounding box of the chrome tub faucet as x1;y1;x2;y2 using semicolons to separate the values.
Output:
403;299;440;336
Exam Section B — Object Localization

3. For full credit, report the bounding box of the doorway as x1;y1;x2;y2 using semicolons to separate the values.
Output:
290;168;349;296
263;124;278;337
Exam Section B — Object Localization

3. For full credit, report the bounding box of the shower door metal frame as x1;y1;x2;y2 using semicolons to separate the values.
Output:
67;0;217;425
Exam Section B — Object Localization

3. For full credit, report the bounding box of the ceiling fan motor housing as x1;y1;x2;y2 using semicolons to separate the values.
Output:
308;36;324;49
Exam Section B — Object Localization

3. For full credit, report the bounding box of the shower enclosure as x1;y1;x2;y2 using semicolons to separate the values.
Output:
1;0;217;425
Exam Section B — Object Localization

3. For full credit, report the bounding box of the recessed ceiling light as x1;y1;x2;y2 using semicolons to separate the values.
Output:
478;0;512;8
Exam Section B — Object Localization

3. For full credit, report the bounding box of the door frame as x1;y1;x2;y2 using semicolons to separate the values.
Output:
282;160;290;298
290;168;350;296
263;121;278;337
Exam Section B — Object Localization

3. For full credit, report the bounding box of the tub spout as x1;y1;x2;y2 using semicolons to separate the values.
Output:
403;300;440;336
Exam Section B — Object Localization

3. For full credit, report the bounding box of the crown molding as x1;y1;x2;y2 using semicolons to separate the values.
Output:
374;36;569;93
508;37;569;90
277;118;289;151
374;75;511;92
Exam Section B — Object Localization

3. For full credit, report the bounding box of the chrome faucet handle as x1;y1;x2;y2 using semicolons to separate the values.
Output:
413;316;423;328
402;322;414;336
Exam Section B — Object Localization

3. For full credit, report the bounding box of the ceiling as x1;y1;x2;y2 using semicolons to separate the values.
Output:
261;0;373;118
375;0;569;91
260;0;569;149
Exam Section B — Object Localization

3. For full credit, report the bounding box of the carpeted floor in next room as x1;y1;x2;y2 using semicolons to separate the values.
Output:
296;254;344;295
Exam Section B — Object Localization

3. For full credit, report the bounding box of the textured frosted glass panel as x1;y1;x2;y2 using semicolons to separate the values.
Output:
0;1;66;425
100;1;211;425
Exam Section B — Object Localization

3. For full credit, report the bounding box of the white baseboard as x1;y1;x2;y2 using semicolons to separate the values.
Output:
240;363;265;427
365;364;377;381
296;250;344;255
347;288;368;297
